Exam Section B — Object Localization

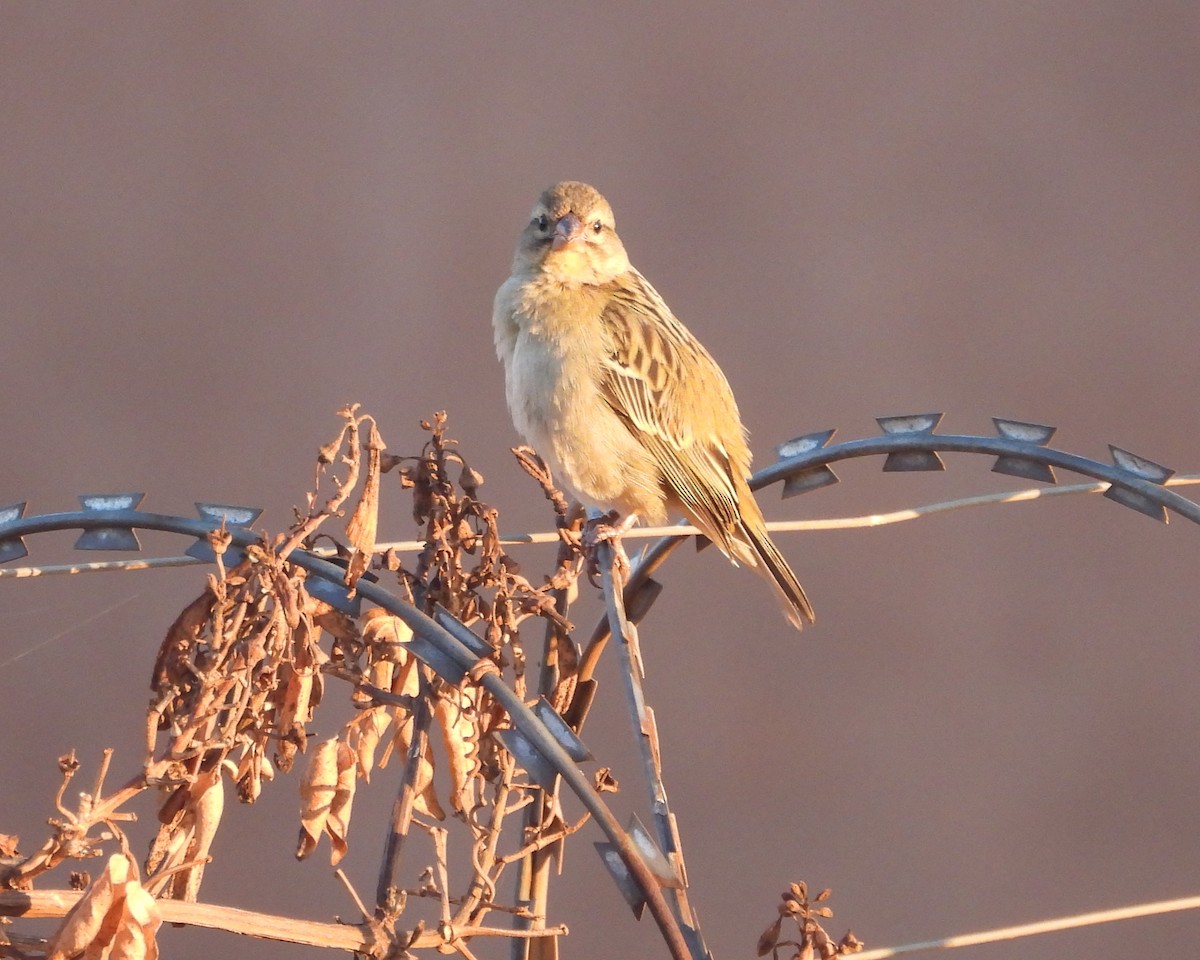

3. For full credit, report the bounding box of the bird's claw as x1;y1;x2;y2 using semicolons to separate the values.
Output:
583;511;633;585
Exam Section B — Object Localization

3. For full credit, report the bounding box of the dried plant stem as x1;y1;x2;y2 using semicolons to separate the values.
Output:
429;825;452;927
374;676;436;913
505;542;581;960
277;410;364;559
498;810;590;866
454;752;517;926
143;856;215;896
334;868;372;922
510;803;557;960
0;890;567;952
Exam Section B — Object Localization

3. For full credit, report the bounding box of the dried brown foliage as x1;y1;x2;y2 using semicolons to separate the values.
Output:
44;854;162;960
756;882;863;960
2;408;603;959
2;407;854;960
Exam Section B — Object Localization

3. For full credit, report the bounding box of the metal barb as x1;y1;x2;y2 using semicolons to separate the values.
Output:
777;428;837;459
991;455;1056;484
533;697;593;762
625;577;664;623
1103;446;1175;522
878;414;946;472
594;842;647;918
778;430;842;496
80;493;145;511
494;728;560;793
1109;446;1174;483
1103;486;1170;522
877;413;944;435
627;815;683;889
992;418;1057;445
194;502;263;526
74;493;145;551
433;605;497;659
992;417;1058;480
0;502;29;563
781;465;840;497
0;503;26;525
883;450;946;473
184;502;263;564
991;417;1058;484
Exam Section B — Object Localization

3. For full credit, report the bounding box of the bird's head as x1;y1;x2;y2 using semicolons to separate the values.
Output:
513;181;630;284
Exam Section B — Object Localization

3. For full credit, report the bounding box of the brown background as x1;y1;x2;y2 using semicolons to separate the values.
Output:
3;4;1199;958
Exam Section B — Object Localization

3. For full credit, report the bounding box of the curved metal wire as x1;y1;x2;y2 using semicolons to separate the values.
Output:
588;414;1199;649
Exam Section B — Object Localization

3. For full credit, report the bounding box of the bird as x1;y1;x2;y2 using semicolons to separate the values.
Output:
492;180;814;630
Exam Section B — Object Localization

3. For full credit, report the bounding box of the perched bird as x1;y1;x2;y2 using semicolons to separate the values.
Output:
493;181;814;630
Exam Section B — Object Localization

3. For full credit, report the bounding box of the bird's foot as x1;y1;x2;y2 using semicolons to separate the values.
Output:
583;510;636;584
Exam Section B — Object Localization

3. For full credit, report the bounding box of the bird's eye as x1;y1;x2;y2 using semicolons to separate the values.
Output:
591;220;604;234
533;214;549;231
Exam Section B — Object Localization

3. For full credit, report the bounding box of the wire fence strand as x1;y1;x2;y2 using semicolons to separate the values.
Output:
854;893;1200;959
5;475;1197;580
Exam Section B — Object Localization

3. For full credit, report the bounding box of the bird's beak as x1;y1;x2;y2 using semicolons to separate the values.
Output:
550;213;584;251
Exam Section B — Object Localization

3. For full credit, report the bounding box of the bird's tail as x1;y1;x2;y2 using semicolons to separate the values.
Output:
686;480;816;631
742;519;815;631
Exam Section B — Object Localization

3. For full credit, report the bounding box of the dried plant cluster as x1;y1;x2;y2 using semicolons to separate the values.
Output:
1;407;854;960
0;409;594;959
756;883;861;960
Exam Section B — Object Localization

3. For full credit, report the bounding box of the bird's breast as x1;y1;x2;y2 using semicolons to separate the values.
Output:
495;275;666;519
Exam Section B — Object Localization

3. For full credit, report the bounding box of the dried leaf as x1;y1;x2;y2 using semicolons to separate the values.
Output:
347;706;394;782
326;741;357;865
147;768;225;902
388;714;445;821
176;768;224;902
756;916;782;957
435;684;481;815
297;738;358;863
317;438;341;465
593;768;619;793
150;591;216;693
345;420;384;562
46;853;130;960
311;603;360;650
392;654;420;698
144;810;187;879
235;744;266;804
275;661;315;755
459;463;484;496
414;765;446;821
105;881;162;960
362;608;414;651
275;738;299;775
297;738;339;861
154;782;190;828
343;548;370;590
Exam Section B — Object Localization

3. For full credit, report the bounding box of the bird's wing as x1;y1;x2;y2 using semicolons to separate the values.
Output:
598;270;756;562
